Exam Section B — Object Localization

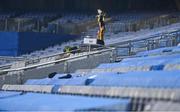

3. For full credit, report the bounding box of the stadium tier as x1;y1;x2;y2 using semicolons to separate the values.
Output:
0;0;180;111
1;45;180;111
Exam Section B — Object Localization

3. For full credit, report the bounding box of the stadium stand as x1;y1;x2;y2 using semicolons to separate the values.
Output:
1;43;180;111
1;0;180;111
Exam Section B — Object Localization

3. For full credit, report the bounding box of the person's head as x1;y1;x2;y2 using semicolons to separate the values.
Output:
97;9;102;14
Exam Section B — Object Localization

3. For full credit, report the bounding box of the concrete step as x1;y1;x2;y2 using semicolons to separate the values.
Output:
2;84;180;101
2;84;53;93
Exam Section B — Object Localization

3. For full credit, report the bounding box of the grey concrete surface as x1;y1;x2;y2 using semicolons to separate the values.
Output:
67;52;112;73
164;64;180;71
59;86;180;101
144;101;180;111
2;84;53;93
0;51;113;87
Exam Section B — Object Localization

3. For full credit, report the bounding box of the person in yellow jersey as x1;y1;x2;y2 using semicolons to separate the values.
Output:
96;9;106;45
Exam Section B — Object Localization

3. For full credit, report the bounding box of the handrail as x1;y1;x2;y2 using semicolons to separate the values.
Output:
23;44;107;62
109;29;180;46
0;47;115;72
114;29;180;60
23;29;180;62
0;63;12;69
0;57;25;70
23;45;110;67
0;29;179;73
0;45;108;70
0;56;25;60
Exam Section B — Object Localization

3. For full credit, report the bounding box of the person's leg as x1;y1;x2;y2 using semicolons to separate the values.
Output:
97;30;101;40
100;27;104;41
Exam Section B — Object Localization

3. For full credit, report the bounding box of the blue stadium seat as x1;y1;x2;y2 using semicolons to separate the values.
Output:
0;91;130;111
25;71;180;88
97;53;180;69
136;46;180;57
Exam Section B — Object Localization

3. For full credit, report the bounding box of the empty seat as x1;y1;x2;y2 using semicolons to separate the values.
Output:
0;91;130;111
25;71;180;88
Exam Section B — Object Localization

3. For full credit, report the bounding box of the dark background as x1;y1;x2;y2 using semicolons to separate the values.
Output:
0;0;179;12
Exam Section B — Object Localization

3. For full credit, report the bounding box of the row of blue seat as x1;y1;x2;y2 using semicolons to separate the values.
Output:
136;46;180;56
25;70;180;88
98;53;180;69
25;45;180;88
0;91;130;111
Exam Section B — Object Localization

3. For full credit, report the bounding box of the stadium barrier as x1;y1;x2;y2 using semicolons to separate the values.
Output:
0;48;114;87
2;84;180;111
2;84;180;102
0;29;179;87
0;32;79;56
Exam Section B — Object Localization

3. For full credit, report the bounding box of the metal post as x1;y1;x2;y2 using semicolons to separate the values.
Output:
155;40;159;49
146;40;150;51
17;71;23;84
64;61;69;73
172;37;177;46
56;22;59;34
5;19;8;31
89;44;91;53
17;19;21;32
37;20;40;32
110;48;116;63
128;41;132;56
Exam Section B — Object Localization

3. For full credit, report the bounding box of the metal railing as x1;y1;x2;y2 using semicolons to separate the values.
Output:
0;47;114;74
0;29;180;74
114;30;180;60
